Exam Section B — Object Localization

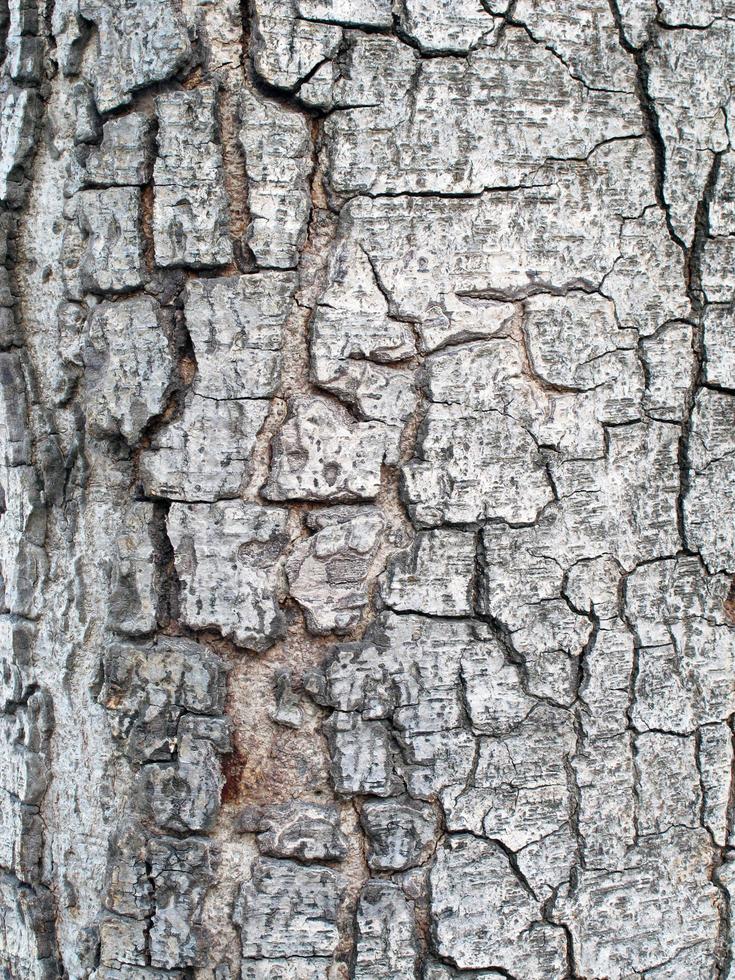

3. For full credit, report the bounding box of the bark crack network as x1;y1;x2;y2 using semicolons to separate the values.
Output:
1;0;734;978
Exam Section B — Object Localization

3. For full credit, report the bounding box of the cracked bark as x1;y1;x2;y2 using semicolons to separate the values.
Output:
1;0;735;978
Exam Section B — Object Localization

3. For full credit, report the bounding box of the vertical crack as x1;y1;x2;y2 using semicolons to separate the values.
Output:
608;0;686;253
677;151;723;552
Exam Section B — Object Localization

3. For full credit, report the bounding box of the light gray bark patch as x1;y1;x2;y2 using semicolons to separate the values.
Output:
83;296;174;445
359;797;439;871
684;389;735;573
239;88;313;270
78;0;192;113
429;834;567;976
263;396;393;502
380;529;476;617
234;858;346;959
106;501;159;637
286;507;385;634
0;81;39;206
81;114;153;188
184;272;297;400
322;27;643;196
309;239;417;427
153;86;233;269
237;801;348;861
250;0;342;91
139;393;271;501
167;501;291;651
554;828;722;977
353;879;420;979
75;187;146;294
703;305;735;389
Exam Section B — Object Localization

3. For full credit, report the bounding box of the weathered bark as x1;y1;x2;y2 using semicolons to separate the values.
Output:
1;1;735;977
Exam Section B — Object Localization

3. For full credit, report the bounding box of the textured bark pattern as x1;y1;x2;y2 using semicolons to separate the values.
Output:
1;1;735;978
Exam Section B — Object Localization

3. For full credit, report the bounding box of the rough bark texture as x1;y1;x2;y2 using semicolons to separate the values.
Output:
1;1;735;978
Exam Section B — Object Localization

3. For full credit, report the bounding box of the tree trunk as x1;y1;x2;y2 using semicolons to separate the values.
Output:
2;1;734;977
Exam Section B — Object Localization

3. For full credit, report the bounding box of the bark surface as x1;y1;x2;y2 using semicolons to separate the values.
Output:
1;1;735;978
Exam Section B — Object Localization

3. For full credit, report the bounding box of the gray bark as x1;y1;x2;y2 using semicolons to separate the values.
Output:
1;0;735;977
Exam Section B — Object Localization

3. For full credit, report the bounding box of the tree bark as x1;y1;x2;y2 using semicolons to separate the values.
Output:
2;1;735;977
